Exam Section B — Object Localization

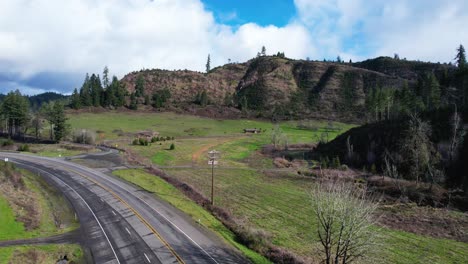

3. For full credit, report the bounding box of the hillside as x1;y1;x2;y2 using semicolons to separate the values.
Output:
353;56;455;81
120;57;434;121
119;56;454;122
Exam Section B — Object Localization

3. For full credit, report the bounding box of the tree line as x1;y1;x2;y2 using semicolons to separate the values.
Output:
70;66;127;109
0;90;67;142
365;44;468;122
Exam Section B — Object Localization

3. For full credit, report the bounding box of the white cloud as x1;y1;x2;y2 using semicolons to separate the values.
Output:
293;0;468;62
0;0;312;93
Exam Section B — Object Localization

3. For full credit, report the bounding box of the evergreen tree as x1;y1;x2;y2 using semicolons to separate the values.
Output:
50;102;67;142
89;74;103;107
206;54;211;73
135;75;145;97
455;44;467;69
80;74;92;107
200;90;208;106
129;92;138;110
102;66;110;88
0;90;30;137
422;73;441;110
112;76;126;107
261;46;266;56
70;88;81;109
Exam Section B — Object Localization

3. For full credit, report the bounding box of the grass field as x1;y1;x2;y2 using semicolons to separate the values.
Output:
113;169;270;264
0;244;83;264
67;111;468;263
0;167;78;241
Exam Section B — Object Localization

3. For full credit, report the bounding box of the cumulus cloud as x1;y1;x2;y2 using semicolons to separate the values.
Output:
1;0;467;95
293;0;468;62
0;0;312;94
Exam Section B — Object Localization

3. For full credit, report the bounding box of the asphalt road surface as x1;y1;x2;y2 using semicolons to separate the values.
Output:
0;152;249;264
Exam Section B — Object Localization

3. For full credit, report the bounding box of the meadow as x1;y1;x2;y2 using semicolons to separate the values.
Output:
68;111;468;263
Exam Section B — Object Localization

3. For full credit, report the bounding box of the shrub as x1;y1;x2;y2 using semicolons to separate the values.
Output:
73;129;96;144
1;138;14;147
339;164;349;171
139;138;149;146
17;144;30;152
132;138;139;145
169;143;175;150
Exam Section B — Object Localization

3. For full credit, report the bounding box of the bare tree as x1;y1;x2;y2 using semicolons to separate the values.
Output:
271;123;286;150
311;182;379;264
448;106;465;162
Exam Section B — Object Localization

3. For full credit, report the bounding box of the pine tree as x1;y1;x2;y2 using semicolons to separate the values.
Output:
102;66;110;88
135;75;145;97
51;102;67;142
206;54;211;73
261;46;266;56
70;88;81;109
129;92;138;110
200;90;208;106
455;44;467;69
80;74;92;107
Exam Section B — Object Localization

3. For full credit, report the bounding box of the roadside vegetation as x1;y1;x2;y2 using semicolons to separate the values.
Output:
0;161;81;262
113;169;270;264
0;244;83;264
66;112;468;263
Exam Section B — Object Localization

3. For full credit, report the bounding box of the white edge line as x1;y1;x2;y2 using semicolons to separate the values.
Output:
86;165;220;264
138;198;220;264
13;160;122;264
144;252;151;263
8;154;218;264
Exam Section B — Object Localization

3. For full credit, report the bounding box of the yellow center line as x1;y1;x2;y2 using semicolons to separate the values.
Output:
64;166;185;264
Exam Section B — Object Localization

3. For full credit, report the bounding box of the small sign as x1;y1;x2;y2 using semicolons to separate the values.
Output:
4;158;8;162
208;160;218;165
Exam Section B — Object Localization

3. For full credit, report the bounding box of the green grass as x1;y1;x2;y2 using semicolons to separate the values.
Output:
112;169;271;264
162;167;468;263
0;195;26;240
0;168;78;241
151;150;174;166
0;244;83;264
68;111;354;141
67;111;468;263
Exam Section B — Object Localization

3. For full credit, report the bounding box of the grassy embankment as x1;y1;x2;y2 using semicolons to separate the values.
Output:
0;161;82;263
69;111;468;263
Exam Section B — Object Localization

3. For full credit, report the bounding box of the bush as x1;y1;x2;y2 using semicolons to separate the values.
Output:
132;139;139;145
339;164;349;171
139;138;149;146
1;138;14;147
17;144;30;152
73;129;96;144
169;143;175;150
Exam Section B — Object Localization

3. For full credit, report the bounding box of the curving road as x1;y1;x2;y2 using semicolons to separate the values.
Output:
0;152;249;264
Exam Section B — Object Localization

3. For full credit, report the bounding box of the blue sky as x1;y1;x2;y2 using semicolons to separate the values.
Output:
0;0;467;95
202;0;297;27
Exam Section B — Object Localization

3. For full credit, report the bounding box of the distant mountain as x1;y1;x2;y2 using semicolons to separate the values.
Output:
122;55;455;121
28;92;68;110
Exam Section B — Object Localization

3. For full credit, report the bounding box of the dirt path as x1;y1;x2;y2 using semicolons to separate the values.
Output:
191;137;242;164
0;229;81;247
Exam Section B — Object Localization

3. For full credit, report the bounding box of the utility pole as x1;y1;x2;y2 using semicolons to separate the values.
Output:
208;150;220;206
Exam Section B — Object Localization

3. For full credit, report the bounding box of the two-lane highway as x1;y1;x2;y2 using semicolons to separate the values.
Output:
0;152;249;264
